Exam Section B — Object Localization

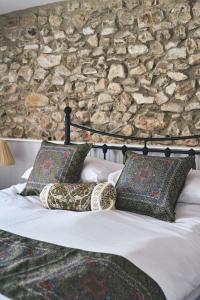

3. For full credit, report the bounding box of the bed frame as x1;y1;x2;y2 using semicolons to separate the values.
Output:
64;106;200;160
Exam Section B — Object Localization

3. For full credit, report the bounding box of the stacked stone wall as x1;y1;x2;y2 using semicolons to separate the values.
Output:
0;0;200;145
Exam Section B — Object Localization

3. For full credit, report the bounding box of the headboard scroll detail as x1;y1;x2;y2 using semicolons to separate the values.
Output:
64;106;200;160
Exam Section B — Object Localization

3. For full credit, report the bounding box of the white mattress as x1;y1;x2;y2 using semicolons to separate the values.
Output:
0;183;200;300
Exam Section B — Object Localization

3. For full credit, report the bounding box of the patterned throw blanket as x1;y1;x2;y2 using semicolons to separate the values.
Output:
0;230;166;300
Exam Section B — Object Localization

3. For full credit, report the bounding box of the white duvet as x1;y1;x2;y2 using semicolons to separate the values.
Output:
0;184;200;300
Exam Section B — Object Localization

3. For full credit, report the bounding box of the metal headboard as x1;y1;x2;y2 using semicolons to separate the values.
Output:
64;107;200;160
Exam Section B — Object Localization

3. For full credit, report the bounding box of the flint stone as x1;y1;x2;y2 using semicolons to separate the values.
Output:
91;111;109;124
118;10;135;26
55;65;71;77
25;94;49;107
134;113;166;130
130;65;146;76
54;31;65;39
108;83;123;95
18;66;33;82
122;112;132;122
196;90;200;101
76;111;90;123
24;44;39;50
8;70;18;83
137;12;152;29
116;46;127;55
152;22;172;32
150;41;164;55
52;74;64;85
75;82;86;93
108;64;126;81
92;47;104;57
185;102;200;111
166;47;186;60
133;93;154;104
37;54;61;69
49;16;62;27
98;93;113;104
123;0;139;9
34;68;48;80
167;71;188;81
167;121;180;136
161;102;183;113
191;28;200;38
189;53;200;65
101;27;116;36
0;64;8;75
195;120;200;129
52;112;63;122
155;92;169;105
83;67;97;75
129;104;137;114
64;82;73;94
176;80;196;97
82;26;94;35
185;38;197;54
87;35;98;47
117;103;127;112
165;83;176;95
121;92;132;106
20;14;37;26
66;54;77;70
99;104;113;111
121;125;133;136
128;44;148;57
169;3;191;24
138;31;154;43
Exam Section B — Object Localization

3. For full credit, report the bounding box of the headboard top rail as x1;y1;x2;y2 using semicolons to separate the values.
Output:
64;106;200;159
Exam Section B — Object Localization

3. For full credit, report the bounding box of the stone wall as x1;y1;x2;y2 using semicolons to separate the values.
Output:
0;0;200;146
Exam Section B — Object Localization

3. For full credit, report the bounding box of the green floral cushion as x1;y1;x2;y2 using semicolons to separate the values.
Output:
21;141;91;196
116;152;196;222
40;182;116;211
40;183;96;211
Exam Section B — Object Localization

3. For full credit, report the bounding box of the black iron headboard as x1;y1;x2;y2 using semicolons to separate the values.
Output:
64;106;200;160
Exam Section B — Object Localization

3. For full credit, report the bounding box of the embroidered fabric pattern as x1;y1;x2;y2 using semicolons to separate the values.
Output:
0;229;166;300
21;141;91;196
40;182;96;211
91;182;116;211
116;152;195;222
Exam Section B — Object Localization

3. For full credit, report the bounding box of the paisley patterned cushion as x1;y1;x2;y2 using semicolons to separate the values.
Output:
40;182;116;211
40;182;96;211
21;141;91;196
116;152;195;222
91;182;116;211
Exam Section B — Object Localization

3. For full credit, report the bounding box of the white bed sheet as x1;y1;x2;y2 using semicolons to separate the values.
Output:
0;183;200;300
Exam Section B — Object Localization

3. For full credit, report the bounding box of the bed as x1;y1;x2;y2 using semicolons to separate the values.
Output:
0;106;200;300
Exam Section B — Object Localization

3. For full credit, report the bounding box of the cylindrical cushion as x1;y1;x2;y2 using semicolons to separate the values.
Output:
40;182;116;212
40;182;96;211
91;182;116;211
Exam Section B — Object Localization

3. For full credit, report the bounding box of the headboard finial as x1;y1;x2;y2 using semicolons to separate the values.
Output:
64;106;72;115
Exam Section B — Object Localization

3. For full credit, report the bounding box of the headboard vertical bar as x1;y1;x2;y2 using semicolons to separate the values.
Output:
102;144;108;160
143;140;149;156
64;107;72;145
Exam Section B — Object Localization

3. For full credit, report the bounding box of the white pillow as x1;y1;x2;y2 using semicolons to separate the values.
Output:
178;169;200;205
21;167;33;180
80;157;124;183
108;169;123;186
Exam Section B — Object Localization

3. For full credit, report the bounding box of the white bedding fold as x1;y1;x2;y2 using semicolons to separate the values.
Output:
0;184;200;300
